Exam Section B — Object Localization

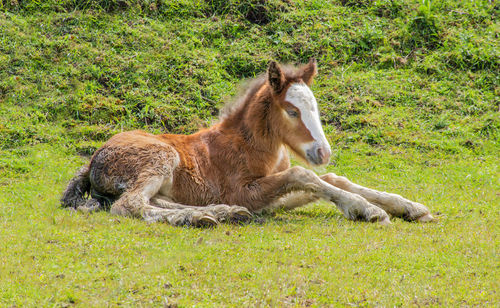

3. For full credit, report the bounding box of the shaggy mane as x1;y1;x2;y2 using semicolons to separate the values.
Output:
219;64;308;120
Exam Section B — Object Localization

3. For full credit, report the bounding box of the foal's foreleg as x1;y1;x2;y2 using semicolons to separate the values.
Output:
266;192;318;212
249;167;390;224
320;173;434;222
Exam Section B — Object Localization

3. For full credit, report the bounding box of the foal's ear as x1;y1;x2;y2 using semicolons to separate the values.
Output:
302;58;318;86
268;61;285;93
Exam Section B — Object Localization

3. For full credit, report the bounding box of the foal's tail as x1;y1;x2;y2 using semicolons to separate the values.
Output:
60;165;91;208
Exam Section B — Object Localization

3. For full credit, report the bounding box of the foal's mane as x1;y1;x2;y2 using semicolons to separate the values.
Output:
219;74;266;120
219;64;305;120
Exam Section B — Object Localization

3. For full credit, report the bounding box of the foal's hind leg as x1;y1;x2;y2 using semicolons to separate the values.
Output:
151;198;252;223
110;176;218;227
320;173;434;222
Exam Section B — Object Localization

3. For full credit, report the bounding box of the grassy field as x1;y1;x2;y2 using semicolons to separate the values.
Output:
0;0;498;306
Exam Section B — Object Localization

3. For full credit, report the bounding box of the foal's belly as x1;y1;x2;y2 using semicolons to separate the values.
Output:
168;167;223;206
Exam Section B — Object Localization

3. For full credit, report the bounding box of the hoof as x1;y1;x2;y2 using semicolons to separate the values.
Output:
230;213;252;224
368;214;391;225
229;208;253;224
194;215;218;227
417;213;435;223
378;217;392;226
366;207;390;225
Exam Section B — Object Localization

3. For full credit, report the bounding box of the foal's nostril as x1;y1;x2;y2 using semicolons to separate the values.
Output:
317;146;331;164
317;147;324;160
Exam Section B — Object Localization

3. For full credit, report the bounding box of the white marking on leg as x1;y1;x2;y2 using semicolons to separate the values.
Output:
158;150;180;197
141;176;165;199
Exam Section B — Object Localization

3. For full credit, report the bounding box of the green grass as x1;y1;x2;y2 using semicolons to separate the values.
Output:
0;0;499;306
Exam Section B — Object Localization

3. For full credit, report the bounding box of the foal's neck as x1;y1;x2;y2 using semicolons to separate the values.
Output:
220;84;282;156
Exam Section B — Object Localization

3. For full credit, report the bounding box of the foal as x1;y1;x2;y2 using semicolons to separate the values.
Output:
62;59;433;226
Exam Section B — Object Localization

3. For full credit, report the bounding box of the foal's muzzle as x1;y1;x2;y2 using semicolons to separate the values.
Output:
306;143;331;165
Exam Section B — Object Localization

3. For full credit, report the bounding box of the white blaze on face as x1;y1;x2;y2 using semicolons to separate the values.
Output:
285;83;330;151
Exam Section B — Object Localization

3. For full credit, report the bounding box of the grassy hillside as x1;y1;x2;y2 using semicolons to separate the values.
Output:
0;0;498;306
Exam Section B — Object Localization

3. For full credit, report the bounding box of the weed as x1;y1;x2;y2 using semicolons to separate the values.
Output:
205;0;289;25
406;0;441;49
372;0;402;18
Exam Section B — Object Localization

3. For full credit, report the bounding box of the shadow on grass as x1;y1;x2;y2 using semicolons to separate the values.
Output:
250;207;344;226
63;205;345;228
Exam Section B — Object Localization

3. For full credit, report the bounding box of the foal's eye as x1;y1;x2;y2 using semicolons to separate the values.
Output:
287;109;299;118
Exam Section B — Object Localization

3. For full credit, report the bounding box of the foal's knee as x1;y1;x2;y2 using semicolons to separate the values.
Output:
321;173;351;191
288;166;317;181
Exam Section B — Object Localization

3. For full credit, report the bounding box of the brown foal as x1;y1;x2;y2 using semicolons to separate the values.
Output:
61;59;433;226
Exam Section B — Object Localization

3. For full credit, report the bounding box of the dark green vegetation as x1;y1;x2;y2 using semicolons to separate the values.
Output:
0;0;498;306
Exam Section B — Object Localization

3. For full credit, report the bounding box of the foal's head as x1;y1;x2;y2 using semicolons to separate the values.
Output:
267;59;331;166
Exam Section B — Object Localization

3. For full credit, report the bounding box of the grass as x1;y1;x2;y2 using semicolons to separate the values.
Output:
0;0;498;306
